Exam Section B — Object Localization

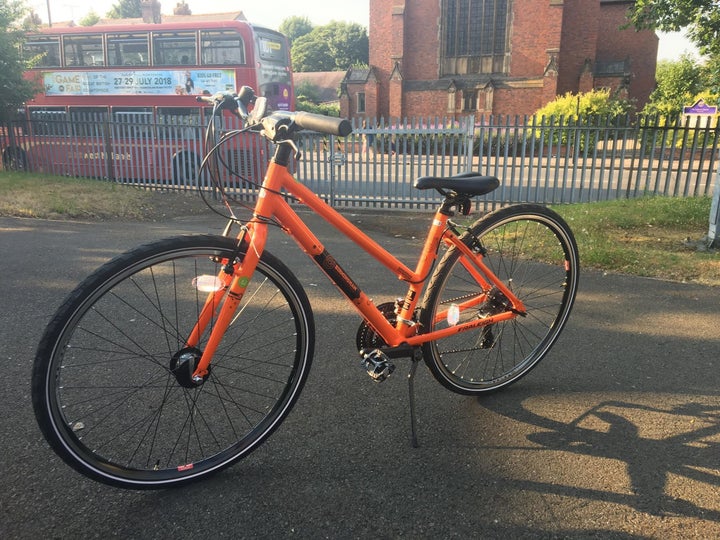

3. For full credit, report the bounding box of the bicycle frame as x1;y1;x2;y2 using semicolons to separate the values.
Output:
189;142;525;379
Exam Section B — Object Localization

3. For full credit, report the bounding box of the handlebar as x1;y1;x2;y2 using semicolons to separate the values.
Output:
196;86;353;138
274;111;353;137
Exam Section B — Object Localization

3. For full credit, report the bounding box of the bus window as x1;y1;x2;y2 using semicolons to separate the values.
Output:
23;35;61;67
112;108;153;139
69;107;108;136
201;30;245;65
256;34;287;63
107;33;149;67
29;107;68;136
157;107;201;140
63;35;105;67
254;29;293;110
152;31;197;65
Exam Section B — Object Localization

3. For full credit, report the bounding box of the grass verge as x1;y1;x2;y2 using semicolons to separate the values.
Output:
1;171;718;285
0;171;154;220
553;196;719;285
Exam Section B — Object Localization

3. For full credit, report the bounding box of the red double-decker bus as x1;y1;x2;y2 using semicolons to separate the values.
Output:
2;16;293;184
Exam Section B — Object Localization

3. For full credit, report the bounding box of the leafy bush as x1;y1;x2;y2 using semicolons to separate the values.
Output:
374;131;468;156
637;91;719;152
536;89;635;119
532;89;635;151
642;55;707;117
473;128;539;156
295;98;340;116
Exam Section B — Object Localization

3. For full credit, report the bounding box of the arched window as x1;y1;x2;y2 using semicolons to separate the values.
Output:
442;0;510;75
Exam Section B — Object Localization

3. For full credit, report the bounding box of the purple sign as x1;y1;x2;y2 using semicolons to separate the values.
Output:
683;99;718;115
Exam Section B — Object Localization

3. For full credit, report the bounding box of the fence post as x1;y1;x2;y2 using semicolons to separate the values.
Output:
103;120;114;180
464;115;475;171
709;164;720;248
328;134;339;207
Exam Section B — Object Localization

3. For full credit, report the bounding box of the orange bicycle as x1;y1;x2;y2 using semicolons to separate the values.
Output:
32;88;579;488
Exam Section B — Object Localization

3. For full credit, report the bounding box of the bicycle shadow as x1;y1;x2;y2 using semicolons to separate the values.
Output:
479;394;720;519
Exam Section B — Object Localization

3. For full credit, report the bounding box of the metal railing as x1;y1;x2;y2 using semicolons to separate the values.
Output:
1;113;717;212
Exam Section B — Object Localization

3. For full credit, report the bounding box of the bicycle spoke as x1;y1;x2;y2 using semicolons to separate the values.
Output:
421;205;578;394
34;236;313;488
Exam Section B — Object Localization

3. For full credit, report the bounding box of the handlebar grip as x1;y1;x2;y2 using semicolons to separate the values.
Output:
293;112;353;137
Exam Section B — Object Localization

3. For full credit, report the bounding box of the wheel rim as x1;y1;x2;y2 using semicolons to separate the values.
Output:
425;212;578;392
42;242;311;486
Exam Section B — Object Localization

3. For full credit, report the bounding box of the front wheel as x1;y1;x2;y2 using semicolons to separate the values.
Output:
32;235;314;488
419;204;579;395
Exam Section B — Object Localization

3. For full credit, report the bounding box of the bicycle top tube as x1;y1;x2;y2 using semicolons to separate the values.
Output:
200;87;508;347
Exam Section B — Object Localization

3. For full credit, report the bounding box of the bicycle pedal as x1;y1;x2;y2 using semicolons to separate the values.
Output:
360;349;395;382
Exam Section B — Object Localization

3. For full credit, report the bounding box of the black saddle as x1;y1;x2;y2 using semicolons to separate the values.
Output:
414;172;499;196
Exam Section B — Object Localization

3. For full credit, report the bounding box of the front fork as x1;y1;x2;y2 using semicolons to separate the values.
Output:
186;221;267;382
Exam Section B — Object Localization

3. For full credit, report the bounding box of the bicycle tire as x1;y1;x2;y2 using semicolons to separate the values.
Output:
32;234;314;489
419;204;579;395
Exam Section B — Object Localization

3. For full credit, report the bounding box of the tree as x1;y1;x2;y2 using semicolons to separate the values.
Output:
0;0;40;122
22;10;41;27
79;10;101;26
291;34;334;72
106;0;142;19
290;21;368;72
322;22;368;70
295;80;322;103
173;1;191;15
278;16;313;44
642;55;706;116
295;80;340;116
627;1;720;56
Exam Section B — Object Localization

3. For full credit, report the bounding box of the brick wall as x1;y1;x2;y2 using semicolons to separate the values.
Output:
597;2;658;106
494;86;547;119
509;0;563;77
399;0;440;81
369;0;403;118
403;89;448;119
557;0;601;95
366;0;657;119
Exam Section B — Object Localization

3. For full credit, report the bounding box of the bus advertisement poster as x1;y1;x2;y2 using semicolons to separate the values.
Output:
42;69;237;97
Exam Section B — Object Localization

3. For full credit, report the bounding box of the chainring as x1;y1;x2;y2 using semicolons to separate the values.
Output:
355;301;397;351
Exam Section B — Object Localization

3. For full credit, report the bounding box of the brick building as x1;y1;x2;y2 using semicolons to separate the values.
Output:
340;0;658;121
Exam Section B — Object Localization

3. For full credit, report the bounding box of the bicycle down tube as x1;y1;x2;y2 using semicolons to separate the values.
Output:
30;86;580;489
189;142;525;380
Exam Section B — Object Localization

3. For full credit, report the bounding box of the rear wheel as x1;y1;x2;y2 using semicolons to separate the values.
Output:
32;234;314;488
419;204;579;395
3;147;27;171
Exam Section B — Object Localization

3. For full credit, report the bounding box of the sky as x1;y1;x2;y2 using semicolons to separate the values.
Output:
656;31;702;62
31;0;697;62
31;0;369;30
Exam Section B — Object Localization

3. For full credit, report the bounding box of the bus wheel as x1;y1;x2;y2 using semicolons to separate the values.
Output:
3;147;27;171
172;152;200;186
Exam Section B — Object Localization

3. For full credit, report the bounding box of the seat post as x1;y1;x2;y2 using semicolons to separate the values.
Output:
439;191;472;216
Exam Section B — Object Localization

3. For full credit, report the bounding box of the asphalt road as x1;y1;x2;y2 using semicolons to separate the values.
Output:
2;211;719;539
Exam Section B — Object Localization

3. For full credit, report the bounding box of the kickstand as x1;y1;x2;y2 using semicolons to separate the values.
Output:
408;356;420;448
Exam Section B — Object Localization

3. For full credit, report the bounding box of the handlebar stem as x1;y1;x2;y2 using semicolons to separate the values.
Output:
272;140;295;168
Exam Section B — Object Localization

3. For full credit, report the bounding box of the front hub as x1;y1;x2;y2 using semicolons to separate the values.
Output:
170;347;210;388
